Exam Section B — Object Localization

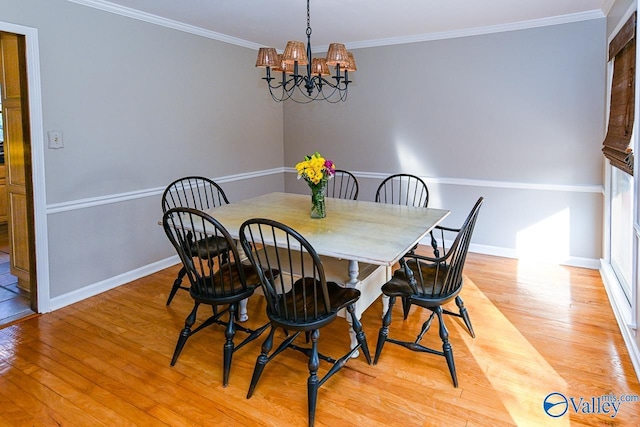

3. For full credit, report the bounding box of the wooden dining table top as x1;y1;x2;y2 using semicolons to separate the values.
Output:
203;192;450;267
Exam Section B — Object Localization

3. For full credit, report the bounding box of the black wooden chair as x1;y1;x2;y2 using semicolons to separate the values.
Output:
162;207;277;387
239;218;371;427
373;197;483;387
375;173;439;317
161;176;231;305
327;169;359;200
375;173;430;207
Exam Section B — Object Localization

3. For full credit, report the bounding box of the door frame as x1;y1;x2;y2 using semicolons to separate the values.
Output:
0;21;50;313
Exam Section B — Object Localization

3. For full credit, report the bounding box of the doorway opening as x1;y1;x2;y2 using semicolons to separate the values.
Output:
0;26;45;327
0;222;33;325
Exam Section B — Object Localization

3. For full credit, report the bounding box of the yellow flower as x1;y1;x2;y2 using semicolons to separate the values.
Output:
296;152;335;187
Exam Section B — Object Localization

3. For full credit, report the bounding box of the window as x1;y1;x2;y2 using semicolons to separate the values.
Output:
611;166;634;301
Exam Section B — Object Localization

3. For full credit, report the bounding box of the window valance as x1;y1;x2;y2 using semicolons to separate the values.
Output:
603;12;636;175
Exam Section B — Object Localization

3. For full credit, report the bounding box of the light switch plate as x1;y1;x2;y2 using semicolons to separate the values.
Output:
48;130;63;149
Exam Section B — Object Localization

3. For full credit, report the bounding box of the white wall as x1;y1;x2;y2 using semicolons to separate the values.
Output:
284;18;606;267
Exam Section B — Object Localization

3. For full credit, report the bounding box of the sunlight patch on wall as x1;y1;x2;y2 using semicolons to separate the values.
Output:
394;139;443;207
395;139;427;175
516;208;570;263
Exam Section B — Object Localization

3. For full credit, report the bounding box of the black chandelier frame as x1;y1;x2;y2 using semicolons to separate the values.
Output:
259;0;351;103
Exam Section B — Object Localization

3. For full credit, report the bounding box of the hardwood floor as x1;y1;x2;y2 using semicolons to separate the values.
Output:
0;251;639;426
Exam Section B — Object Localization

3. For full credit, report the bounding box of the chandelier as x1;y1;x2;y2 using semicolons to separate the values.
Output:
254;0;356;103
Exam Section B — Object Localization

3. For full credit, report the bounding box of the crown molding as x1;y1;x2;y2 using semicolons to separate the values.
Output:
340;10;606;51
66;0;263;49
68;1;605;52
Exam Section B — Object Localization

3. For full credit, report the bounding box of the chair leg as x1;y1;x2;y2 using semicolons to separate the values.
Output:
401;297;411;320
166;266;188;306
222;303;237;387
455;296;475;338
307;329;320;427
171;302;199;366
416;311;436;343
374;296;396;364
247;326;276;398
346;304;371;364
436;306;457;387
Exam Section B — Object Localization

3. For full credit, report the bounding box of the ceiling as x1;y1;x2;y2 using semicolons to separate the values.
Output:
78;0;613;49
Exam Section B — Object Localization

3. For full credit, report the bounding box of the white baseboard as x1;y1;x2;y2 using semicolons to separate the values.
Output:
470;243;601;269
418;237;601;270
48;256;180;311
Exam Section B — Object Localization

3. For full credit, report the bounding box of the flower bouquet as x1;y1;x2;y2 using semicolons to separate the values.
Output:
295;152;335;218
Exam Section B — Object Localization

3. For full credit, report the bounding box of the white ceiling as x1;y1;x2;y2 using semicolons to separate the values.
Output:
74;0;613;49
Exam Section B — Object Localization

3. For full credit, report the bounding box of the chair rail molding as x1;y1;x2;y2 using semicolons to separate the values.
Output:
285;168;603;194
46;168;284;214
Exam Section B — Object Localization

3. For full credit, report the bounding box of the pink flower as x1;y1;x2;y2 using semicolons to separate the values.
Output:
324;160;335;176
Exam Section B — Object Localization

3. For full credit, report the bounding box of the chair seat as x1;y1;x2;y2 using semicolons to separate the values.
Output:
191;262;277;305
270;278;360;329
382;261;459;304
190;235;230;258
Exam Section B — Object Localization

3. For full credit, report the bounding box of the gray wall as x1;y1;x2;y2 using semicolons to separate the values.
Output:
284;19;606;266
1;0;284;300
0;0;609;308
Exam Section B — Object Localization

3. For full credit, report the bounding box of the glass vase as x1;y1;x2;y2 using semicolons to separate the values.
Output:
310;182;327;219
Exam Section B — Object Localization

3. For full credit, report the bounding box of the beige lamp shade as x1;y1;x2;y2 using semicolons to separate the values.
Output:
344;52;357;72
311;58;330;75
325;43;349;67
255;47;279;68
273;54;284;72
282;41;308;65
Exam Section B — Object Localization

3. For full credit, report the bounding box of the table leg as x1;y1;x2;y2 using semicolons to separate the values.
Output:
347;260;360;358
348;260;359;285
239;298;248;322
381;295;389;318
328;259;387;359
236;241;249;322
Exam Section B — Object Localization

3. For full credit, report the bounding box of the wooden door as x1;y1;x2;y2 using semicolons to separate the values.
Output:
0;32;36;308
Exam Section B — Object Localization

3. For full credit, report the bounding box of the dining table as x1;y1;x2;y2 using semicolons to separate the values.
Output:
198;191;450;354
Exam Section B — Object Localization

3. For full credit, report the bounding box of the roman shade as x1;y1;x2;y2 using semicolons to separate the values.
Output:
603;12;636;175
